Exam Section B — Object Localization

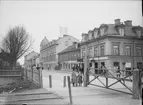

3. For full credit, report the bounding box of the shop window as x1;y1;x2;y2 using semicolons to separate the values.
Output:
113;62;119;68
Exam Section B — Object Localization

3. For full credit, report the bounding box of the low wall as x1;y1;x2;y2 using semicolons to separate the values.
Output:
0;67;23;78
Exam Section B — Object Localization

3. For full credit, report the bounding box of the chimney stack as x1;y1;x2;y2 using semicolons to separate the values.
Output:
114;19;121;25
124;20;132;26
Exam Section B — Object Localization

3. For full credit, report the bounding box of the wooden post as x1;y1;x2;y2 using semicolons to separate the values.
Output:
32;68;33;81
39;69;43;88
26;69;28;80
83;45;89;87
49;75;52;88
63;76;66;87
133;69;140;99
106;77;108;88
67;76;73;104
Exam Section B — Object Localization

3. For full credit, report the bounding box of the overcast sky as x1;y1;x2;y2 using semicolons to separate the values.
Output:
0;1;142;65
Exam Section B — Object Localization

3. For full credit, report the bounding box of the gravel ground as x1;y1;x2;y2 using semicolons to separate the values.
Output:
0;78;39;93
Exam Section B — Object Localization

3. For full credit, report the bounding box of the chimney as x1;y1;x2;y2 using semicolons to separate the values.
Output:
63;34;68;37
124;20;132;26
114;19;120;25
81;33;86;42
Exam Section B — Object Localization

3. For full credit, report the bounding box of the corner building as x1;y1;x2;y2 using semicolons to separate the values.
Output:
80;19;143;73
40;35;79;70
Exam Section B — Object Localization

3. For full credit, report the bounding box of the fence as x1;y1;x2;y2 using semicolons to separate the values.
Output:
23;68;43;88
0;67;23;77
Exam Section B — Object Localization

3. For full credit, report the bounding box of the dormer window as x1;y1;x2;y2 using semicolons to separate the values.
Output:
99;24;107;36
137;30;141;38
88;30;93;40
119;28;124;36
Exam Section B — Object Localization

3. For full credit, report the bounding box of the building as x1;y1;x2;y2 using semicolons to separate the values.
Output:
24;51;39;69
58;42;80;70
80;19;143;74
40;35;79;70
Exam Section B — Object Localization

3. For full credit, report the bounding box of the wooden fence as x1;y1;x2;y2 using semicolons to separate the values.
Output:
0;67;23;77
23;68;43;88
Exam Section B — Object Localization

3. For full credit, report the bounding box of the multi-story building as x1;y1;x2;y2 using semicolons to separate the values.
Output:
40;35;79;70
24;51;39;69
58;42;80;70
80;19;143;73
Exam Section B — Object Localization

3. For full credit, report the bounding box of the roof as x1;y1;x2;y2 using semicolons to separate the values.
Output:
58;44;80;55
104;24;119;35
40;37;49;46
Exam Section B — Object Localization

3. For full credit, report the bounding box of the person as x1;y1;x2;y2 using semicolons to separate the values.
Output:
77;70;83;86
71;66;77;87
116;66;121;78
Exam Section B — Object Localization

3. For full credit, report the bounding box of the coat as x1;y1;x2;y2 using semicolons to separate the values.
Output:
71;71;78;84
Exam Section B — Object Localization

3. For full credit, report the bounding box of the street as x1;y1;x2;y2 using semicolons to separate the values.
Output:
42;69;141;105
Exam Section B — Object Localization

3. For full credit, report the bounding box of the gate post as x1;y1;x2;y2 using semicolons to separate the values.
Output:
133;69;140;99
83;45;89;87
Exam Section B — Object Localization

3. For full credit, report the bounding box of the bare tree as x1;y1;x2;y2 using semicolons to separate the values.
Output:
1;26;32;68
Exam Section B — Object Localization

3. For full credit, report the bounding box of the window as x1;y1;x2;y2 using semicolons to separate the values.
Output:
113;62;119;68
100;45;104;56
82;48;85;57
136;46;142;56
125;45;131;56
113;45;119;55
94;46;98;57
88;47;92;57
119;28;124;36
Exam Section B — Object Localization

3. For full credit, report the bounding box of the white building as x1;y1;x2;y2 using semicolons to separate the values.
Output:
24;51;39;69
40;34;79;70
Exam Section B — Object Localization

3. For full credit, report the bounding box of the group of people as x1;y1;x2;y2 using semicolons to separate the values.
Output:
71;64;84;87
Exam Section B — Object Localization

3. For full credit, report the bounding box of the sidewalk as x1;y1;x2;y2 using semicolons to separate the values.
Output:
43;70;141;105
0;88;69;105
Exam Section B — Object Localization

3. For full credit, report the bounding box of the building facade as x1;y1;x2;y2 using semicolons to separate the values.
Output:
40;35;79;70
24;51;39;69
80;19;143;73
58;42;80;70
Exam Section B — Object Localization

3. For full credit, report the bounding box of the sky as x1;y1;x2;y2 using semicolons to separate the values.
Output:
0;0;142;65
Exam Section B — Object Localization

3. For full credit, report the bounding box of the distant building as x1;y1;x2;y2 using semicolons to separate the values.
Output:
40;35;79;70
24;51;39;69
58;42;80;70
80;19;143;73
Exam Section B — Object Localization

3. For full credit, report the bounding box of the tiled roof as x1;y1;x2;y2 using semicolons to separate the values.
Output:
58;44;79;54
